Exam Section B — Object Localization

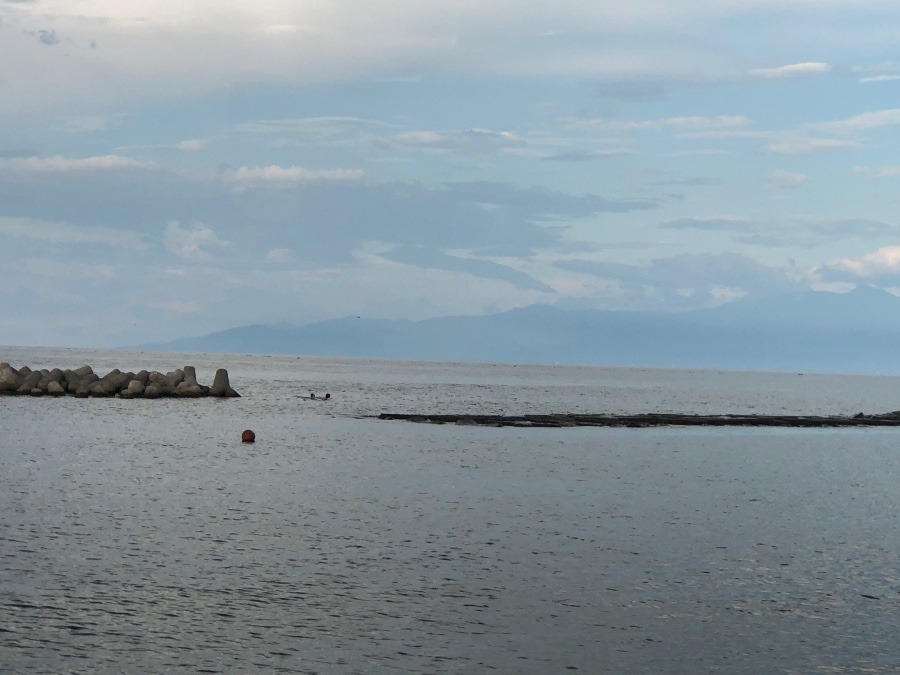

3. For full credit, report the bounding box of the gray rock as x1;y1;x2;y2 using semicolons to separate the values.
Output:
0;365;19;393
89;383;112;397
37;368;65;393
94;369;129;395
209;368;240;397
72;373;99;394
47;381;66;396
120;380;145;399
182;366;199;387
147;372;174;396
0;362;237;399
19;372;41;393
172;382;204;397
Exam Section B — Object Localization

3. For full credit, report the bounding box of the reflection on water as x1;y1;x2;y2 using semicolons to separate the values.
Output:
1;348;898;672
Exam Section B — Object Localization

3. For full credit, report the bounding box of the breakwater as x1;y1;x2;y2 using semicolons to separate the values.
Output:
0;362;239;398
378;411;900;427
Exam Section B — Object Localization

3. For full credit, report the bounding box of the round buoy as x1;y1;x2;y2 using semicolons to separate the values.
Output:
241;429;256;443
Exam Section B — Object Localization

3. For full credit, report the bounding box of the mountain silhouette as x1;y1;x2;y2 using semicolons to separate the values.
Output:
136;287;900;373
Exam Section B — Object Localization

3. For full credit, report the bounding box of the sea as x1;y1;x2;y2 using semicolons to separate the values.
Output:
1;346;898;674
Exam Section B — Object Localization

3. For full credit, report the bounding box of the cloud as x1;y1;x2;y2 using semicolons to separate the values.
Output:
15;257;117;280
765;138;859;155
663;116;752;130
660;216;899;248
3;1;900;119
0;157;662;267
379;129;524;154
60;115;121;133
564;115;752;133
810;108;900;133
266;248;293;262
554;252;800;310
154;300;199;314
234;116;386;137
175;138;208;151
824;245;900;277
0;154;159;172
224;165;365;189
853;165;900;178
660;217;751;232
750;62;831;78
650;176;719;187
116;138;209;152
163;220;230;262
807;219;898;238
543;149;629;162
0;216;147;249
769;170;808;189
381;245;554;293
594;80;669;101
860;75;900;83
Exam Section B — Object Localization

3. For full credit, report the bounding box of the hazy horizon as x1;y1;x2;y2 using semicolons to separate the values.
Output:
3;2;900;354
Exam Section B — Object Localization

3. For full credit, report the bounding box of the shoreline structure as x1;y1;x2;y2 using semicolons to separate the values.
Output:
377;412;900;428
5;359;897;425
0;362;239;398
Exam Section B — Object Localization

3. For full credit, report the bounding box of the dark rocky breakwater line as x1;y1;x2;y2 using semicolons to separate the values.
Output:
378;412;900;428
0;362;239;398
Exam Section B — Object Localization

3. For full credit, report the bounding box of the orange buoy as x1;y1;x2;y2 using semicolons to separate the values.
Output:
241;429;256;443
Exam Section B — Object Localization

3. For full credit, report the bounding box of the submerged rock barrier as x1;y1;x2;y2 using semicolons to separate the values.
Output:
0;363;240;399
377;412;900;428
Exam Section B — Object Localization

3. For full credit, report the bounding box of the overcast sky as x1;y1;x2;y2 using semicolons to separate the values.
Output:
3;1;900;347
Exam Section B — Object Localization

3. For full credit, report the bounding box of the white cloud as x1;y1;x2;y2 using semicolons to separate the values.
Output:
564;115;752;133
769;170;808;189
853;165;900;177
0;155;159;172
828;246;900;277
765;138;858;155
662;115;752;130
60;115;121;133
224;165;365;189
0;1;864;114
660;216;752;232
0;216;147;249
750;62;831;78
234;116;386;136
175;138;208;151
266;248;293;262
154;300;200;314
859;75;900;83
381;128;524;153
811;108;900;133
709;285;747;303
163;220;230;261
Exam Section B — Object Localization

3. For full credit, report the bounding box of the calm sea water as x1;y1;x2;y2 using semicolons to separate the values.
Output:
1;347;898;673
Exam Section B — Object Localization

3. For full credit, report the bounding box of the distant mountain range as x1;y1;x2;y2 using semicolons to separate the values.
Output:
137;287;900;373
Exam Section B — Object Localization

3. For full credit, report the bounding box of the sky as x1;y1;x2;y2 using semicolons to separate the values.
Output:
3;0;900;347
